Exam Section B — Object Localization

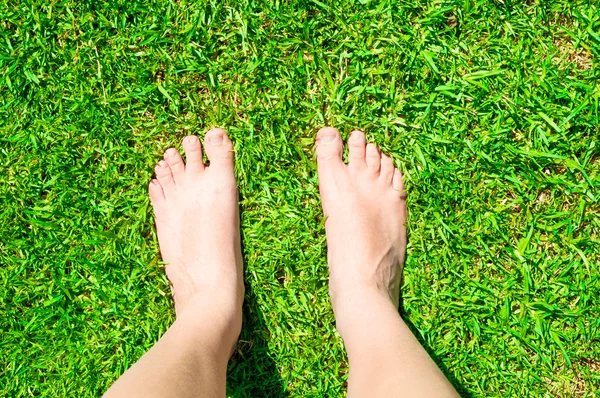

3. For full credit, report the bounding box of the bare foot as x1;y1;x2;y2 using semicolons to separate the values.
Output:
148;128;243;340
315;127;407;318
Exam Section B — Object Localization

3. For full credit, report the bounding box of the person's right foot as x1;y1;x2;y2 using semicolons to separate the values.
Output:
315;127;407;316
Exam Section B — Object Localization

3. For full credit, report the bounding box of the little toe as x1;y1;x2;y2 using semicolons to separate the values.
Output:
380;153;394;183
392;168;406;197
347;130;367;170
164;148;186;184
155;160;175;192
204;128;234;171
182;135;205;176
366;143;381;174
148;179;165;205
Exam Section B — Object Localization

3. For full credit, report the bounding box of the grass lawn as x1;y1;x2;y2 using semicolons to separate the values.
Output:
1;0;599;396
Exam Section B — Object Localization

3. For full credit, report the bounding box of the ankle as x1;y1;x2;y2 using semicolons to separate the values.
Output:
177;292;243;345
171;309;241;365
329;278;396;310
330;283;398;336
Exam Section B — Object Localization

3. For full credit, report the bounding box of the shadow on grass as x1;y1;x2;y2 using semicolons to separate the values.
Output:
227;283;288;397
398;290;472;398
225;195;287;397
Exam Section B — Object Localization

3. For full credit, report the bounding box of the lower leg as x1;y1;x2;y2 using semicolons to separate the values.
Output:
104;302;237;398
315;127;458;397
334;289;457;397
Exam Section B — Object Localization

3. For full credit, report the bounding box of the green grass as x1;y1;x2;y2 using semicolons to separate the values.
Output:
1;0;599;396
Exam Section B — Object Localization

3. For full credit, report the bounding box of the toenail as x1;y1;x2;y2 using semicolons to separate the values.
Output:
187;136;199;145
208;135;224;145
320;133;336;143
164;149;174;158
350;131;363;139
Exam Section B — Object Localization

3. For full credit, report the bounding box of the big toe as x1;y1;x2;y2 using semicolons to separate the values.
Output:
204;128;234;171
315;127;343;165
315;127;346;212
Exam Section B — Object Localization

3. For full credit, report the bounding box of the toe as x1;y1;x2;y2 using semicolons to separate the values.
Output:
204;128;234;171
366;143;381;174
148;179;165;204
380;154;394;183
164;148;185;184
315;127;346;214
392;168;406;198
315;127;343;164
348;130;367;170
183;135;205;176
155;160;175;192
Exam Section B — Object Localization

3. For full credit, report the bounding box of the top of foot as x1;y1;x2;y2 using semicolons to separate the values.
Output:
148;129;244;336
315;127;407;311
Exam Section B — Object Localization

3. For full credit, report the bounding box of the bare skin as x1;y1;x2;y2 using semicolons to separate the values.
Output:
315;127;459;398
105;129;243;398
106;126;458;398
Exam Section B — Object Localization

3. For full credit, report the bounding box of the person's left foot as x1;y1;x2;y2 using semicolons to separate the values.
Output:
148;129;244;339
314;127;407;320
